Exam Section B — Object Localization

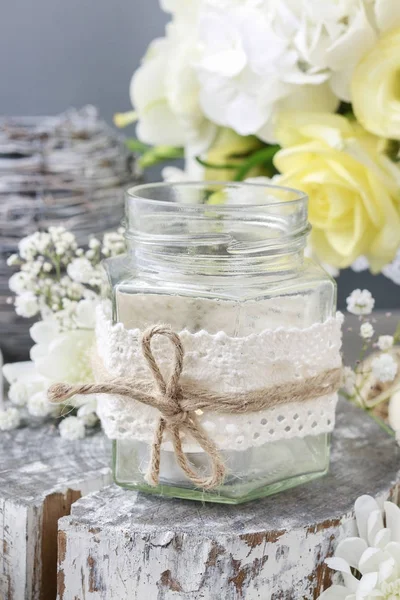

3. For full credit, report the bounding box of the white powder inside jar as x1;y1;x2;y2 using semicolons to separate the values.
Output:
115;289;313;335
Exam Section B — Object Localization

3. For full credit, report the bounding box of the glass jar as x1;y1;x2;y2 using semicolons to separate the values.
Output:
104;182;337;504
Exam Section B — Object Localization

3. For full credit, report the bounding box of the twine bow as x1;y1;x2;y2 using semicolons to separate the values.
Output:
48;325;226;490
48;325;343;491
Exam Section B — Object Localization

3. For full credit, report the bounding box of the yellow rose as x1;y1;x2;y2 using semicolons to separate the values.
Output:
352;27;400;139
274;112;400;272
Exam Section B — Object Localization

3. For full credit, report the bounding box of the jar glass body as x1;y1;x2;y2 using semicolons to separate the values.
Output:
106;182;337;504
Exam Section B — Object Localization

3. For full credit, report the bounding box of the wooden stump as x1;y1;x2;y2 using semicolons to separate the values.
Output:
0;422;111;600
57;400;400;600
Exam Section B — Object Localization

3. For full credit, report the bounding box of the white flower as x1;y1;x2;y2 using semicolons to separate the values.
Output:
8;379;43;407
89;238;101;249
319;495;400;600
372;354;398;383
27;391;53;417
360;322;374;339
131;0;400;145
351;256;369;272
101;230;126;258
6;254;19;266
9;271;34;294
343;366;357;396
77;404;98;428
67;258;95;284
0;407;20;431
382;249;400;286
378;336;394;351
59;416;85;440
130;14;211;147
15;292;39;318
30;323;94;384
74;298;98;329
346;289;375;316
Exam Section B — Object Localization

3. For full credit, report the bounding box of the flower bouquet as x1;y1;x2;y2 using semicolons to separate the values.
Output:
116;0;400;280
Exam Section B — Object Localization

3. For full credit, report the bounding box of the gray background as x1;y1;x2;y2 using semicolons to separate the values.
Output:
0;0;167;123
0;0;399;308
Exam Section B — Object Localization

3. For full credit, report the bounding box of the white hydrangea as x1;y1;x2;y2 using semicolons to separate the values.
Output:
360;322;374;339
342;366;357;396
346;289;375;316
371;353;398;383
27;391;53;418
0;407;20;431
15;292;39;318
378;335;394;351
130;0;400;146
59;416;86;440
67;258;95;284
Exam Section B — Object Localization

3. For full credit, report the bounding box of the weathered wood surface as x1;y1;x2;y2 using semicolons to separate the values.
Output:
58;400;400;600
0;422;111;600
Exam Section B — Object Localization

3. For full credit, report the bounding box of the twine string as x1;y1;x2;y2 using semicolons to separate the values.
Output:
48;325;342;490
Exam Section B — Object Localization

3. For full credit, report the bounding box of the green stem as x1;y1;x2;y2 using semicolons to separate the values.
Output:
367;410;395;437
195;157;238;170
233;145;280;181
125;139;151;154
393;320;400;343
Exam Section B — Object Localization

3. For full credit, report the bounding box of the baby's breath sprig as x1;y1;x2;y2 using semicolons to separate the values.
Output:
342;289;400;436
7;226;126;325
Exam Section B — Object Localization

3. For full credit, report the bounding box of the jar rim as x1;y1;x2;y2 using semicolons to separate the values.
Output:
126;181;307;209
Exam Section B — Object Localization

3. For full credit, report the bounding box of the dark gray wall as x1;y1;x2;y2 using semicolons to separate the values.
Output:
0;0;399;308
0;0;167;122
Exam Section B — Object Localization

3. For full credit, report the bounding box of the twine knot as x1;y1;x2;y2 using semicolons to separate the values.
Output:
47;323;343;491
48;324;226;490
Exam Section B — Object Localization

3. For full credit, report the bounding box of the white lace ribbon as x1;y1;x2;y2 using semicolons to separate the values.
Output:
96;303;343;451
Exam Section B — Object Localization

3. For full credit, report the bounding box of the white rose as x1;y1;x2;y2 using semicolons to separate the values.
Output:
131;38;202;146
59;416;85;440
0;407;20;431
15;292;39;318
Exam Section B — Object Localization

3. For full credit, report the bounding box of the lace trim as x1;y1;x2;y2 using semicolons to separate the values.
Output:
95;303;343;451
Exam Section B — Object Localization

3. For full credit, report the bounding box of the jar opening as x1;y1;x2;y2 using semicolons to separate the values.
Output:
126;181;307;209
125;182;310;278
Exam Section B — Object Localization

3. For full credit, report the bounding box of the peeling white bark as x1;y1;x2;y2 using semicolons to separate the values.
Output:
58;401;400;599
0;424;111;600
